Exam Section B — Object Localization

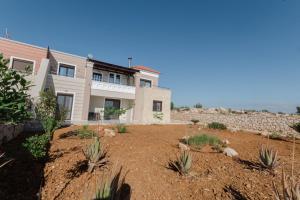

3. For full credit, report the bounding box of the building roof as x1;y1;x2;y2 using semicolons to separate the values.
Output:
88;58;139;75
132;66;160;74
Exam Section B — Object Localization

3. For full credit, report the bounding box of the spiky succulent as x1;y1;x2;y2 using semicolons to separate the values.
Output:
83;137;108;173
259;146;279;170
168;150;192;175
273;170;300;200
94;167;127;200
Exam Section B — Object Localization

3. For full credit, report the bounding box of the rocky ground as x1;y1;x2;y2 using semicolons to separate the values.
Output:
41;125;300;200
171;108;300;137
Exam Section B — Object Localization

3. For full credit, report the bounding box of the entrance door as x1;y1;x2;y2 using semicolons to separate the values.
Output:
104;99;121;120
57;93;74;120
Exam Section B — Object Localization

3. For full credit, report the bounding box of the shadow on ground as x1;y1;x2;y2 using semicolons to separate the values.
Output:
0;132;44;200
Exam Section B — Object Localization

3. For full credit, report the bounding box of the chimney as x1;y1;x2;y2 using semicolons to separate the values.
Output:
128;57;132;67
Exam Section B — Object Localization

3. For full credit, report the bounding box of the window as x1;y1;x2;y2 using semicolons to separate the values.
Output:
109;73;121;84
109;73;115;83
57;93;74;120
115;74;121;84
58;63;75;77
11;57;34;73
92;72;102;81
153;100;162;112
140;79;152;88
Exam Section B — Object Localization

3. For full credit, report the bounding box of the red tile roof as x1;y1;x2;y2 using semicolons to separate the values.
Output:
132;65;160;74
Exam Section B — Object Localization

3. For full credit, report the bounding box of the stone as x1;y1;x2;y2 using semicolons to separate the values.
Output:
222;139;230;145
104;129;116;137
178;142;190;151
181;135;190;143
223;147;238;157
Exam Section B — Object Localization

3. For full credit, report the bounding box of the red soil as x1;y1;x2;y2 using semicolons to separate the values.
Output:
41;125;300;200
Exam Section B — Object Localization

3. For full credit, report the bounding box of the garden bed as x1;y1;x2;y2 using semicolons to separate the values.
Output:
41;124;300;200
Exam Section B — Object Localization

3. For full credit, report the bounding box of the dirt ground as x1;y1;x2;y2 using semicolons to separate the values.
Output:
41;125;300;200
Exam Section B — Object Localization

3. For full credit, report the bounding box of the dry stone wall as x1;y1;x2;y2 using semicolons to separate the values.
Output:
171;108;300;137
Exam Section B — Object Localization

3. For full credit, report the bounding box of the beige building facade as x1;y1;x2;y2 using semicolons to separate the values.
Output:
0;38;171;123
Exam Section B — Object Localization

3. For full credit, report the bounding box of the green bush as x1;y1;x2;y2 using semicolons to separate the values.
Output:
194;103;203;108
191;119;199;125
0;54;32;124
117;124;127;134
208;122;227;130
296;106;300;114
23;133;50;160
76;125;96;138
186;134;221;149
292;123;300;133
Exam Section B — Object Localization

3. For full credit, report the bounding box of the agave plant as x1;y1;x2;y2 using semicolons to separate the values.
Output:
94;167;129;200
83;137;108;173
259;146;279;170
273;169;300;200
168;150;192;175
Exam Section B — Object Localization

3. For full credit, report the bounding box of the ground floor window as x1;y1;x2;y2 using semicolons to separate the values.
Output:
57;93;74;120
104;99;121;120
153;100;162;112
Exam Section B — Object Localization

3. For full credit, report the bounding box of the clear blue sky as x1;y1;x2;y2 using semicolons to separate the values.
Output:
1;0;300;113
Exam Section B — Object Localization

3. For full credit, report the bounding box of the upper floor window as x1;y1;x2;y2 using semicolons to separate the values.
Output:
92;72;102;82
153;100;162;112
11;57;34;74
109;73;121;84
115;74;121;84
140;79;152;88
58;63;75;78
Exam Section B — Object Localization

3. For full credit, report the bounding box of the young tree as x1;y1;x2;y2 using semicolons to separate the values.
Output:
0;54;32;124
171;101;175;110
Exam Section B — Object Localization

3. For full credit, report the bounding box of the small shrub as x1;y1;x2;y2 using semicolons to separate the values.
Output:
212;142;227;153
273;169;300;200
292;123;300;133
94;167;127;200
186;134;221;150
77;125;96;138
261;109;269;113
194;103;203;108
269;132;282;140
191;119;199;125
168;151;192;175
208;122;227;130
116;124;127;134
259;146;279;170
22;133;50;160
83;137;108;173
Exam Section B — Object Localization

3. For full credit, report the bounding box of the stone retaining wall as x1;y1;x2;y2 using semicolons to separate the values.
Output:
171;110;300;136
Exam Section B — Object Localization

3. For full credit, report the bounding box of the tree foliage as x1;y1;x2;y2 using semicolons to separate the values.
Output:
0;54;32;124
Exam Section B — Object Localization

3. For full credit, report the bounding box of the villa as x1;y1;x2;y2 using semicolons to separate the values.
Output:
0;37;171;124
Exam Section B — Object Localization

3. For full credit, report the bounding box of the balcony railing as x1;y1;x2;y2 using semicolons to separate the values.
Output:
91;80;136;94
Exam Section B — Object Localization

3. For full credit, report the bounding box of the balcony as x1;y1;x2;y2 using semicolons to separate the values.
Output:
91;80;136;99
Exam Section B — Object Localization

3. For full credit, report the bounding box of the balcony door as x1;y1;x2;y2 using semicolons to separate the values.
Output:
104;99;121;120
57;93;74;120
